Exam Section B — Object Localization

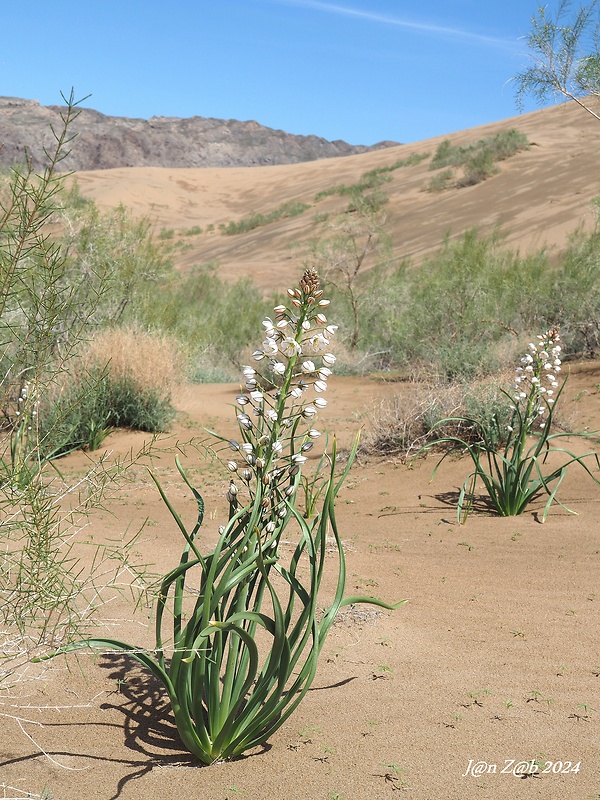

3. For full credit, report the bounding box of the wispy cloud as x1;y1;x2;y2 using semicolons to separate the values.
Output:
266;0;514;50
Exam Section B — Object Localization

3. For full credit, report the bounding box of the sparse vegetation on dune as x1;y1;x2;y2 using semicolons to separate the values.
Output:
426;129;530;190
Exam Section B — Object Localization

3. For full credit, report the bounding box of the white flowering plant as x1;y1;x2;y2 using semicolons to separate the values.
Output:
426;327;600;522
37;270;404;763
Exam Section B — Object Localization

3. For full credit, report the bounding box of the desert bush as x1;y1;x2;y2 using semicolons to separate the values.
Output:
313;152;430;202
430;130;529;171
428;130;529;187
38;328;181;455
457;150;499;186
426;168;455;192
221;200;310;235
547;226;600;357
0;93;149;681
364;376;513;461
138;264;274;379
57;184;172;327
305;187;391;352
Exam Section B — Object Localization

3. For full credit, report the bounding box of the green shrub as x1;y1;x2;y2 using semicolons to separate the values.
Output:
221;200;310;235
426;168;455;192
429;130;529;181
458;150;499;186
0;93;150;678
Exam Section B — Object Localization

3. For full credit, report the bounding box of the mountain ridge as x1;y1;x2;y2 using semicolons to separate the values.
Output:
0;96;399;170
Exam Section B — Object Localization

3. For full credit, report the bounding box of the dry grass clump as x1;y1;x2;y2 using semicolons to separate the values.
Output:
363;376;513;462
82;326;185;399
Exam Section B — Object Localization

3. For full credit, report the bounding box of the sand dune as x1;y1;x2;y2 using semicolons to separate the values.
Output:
73;102;600;290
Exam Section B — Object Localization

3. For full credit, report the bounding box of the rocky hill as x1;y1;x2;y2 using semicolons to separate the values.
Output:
0;96;399;171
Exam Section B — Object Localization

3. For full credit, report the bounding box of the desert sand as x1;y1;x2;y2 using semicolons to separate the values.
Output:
1;364;599;800
1;103;599;799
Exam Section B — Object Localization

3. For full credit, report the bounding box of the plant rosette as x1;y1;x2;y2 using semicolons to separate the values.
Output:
35;269;405;763
424;327;600;522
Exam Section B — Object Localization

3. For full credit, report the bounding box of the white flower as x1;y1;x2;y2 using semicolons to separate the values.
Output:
241;443;253;454
318;367;332;379
273;304;286;315
271;360;286;375
272;440;283;454
276;319;289;329
262;339;279;356
314;397;328;409
306;333;329;353
290;387;303;399
302;360;316;373
301;320;311;330
242;366;255;379
308;429;321;439
325;325;338;337
236;395;249;405
252;350;265;361
265;409;278;422
322;353;336;365
302;405;317;419
280;337;302;357
292;454;307;465
314;380;328;393
237;414;252;429
250;390;263;403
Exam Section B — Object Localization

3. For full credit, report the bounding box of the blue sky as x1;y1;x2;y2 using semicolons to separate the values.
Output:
2;1;554;145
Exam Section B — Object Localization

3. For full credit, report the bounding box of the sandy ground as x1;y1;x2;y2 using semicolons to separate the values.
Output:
1;366;599;800
2;102;600;798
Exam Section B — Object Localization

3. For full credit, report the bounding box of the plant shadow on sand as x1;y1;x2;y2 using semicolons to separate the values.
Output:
432;490;505;517
96;652;357;760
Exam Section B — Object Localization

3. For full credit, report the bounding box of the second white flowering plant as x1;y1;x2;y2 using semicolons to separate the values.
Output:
37;269;403;763
426;327;600;522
